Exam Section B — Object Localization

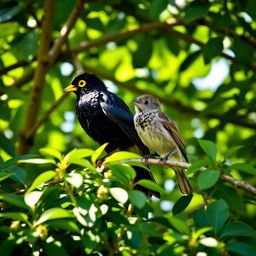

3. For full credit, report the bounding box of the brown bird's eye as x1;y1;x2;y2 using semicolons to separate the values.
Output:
145;100;148;104
78;80;86;87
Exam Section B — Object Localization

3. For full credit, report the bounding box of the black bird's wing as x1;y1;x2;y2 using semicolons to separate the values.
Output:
99;91;149;155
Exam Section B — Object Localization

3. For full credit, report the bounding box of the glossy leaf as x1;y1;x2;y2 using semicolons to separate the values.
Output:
227;242;256;256
109;187;128;204
0;212;28;222
27;171;56;193
137;179;165;193
231;163;256;175
206;199;228;232
197;169;220;190
198;139;217;162
35;208;73;225
203;37;223;64
221;221;256;238
172;194;193;215
128;190;146;209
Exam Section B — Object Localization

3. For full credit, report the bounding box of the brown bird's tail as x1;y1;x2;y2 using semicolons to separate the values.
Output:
174;168;193;195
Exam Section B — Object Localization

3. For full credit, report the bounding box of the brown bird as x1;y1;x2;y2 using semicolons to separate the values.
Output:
131;94;193;195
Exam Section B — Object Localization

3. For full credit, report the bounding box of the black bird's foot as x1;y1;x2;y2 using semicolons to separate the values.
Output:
159;150;177;162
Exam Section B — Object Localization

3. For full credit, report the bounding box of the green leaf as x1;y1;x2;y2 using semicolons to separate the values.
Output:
109;163;136;184
186;160;209;174
227;242;256;256
27;171;56;193
0;22;19;38
132;34;153;68
104;151;140;163
193;210;210;228
44;243;69;256
47;220;80;233
231;163;256;175
91;143;108;164
221;221;256;238
224;145;244;158
65;172;83;188
67;158;95;170
198;139;217;162
18;158;55;164
197;169;220;190
214;184;243;213
40;148;63;161
0;132;14;156
64;148;94;162
0;6;23;22
0;194;28;209
203;37;223;64
109;187;128;204
165;34;180;56
0;172;14;182
3;154;38;168
179;50;201;72
206;199;228;232
172;194;193;215
6;166;27;183
169;217;190;235
24;191;43;208
0;212;28;222
35;208;73;225
149;0;169;18
137;179;165;194
184;5;209;23
233;38;252;65
128;190;146;209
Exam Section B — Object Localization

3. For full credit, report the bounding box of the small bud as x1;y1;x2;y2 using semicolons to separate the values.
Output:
97;185;109;200
10;220;21;231
104;171;113;179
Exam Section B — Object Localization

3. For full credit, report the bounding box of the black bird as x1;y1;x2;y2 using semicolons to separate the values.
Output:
64;73;158;196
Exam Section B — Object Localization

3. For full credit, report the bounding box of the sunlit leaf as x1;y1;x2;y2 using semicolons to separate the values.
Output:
27;171;55;193
0;212;28;222
35;208;73;225
109;187;128;204
91;143;108;165
198;139;217;162
24;191;43;208
65;172;83;188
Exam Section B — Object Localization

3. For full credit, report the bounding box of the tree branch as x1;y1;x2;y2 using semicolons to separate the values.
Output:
16;0;55;156
16;0;86;155
119;158;256;195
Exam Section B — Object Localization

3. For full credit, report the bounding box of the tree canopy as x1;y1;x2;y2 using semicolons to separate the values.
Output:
0;0;256;255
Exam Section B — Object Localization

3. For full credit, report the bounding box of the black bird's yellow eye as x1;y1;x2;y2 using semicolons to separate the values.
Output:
78;80;86;87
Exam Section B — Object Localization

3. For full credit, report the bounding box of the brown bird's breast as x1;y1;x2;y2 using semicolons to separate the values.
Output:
134;111;181;159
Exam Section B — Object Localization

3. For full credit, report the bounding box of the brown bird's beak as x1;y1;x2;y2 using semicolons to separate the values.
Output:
131;99;141;108
64;84;77;92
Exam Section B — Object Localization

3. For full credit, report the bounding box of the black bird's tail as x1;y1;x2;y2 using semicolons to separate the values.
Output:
134;166;160;198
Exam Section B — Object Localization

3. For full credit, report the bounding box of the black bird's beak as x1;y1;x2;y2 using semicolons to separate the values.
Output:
64;84;77;92
131;99;141;108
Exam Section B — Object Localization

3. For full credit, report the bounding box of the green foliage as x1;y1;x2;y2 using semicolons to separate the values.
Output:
0;0;256;255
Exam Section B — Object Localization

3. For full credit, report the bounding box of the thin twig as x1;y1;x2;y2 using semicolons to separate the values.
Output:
119;158;256;195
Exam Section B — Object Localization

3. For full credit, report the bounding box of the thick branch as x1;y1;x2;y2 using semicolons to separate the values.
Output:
119;158;256;195
16;0;55;156
16;0;85;155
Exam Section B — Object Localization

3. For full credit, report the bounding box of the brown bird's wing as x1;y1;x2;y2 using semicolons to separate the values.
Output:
158;112;189;162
